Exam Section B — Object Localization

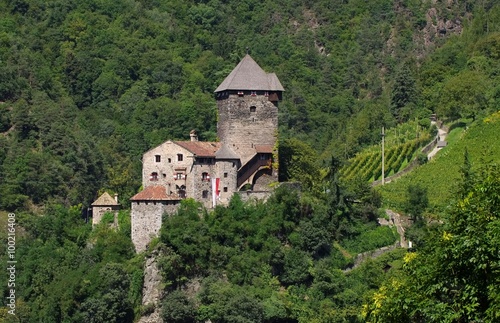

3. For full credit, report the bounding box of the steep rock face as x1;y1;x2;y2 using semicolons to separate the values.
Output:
138;252;164;323
386;1;467;60
422;7;463;48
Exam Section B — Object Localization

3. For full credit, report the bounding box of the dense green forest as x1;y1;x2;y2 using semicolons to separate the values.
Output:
1;0;499;209
1;0;500;322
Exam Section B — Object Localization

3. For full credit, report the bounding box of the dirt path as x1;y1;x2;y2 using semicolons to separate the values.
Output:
427;122;447;159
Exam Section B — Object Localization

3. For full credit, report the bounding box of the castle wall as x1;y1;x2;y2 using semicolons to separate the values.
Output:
217;94;278;165
190;161;216;209
215;160;239;205
237;190;273;203
131;201;178;253
92;205;119;226
142;142;194;197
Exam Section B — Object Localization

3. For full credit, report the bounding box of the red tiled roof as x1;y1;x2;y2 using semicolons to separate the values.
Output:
130;185;181;201
174;141;221;157
255;145;274;153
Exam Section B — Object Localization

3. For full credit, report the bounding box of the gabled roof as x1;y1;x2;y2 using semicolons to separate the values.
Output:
215;144;240;160
91;192;119;206
130;185;181;201
215;54;285;92
174;141;221;157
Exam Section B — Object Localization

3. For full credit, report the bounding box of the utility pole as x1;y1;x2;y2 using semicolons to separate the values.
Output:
382;126;385;185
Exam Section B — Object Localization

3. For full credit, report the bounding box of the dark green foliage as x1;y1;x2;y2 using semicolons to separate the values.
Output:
417;152;428;165
278;138;321;191
2;0;491;212
0;207;141;321
78;263;134;323
365;165;500;322
391;63;418;123
404;184;429;221
281;248;313;286
161;290;196;323
2;1;500;322
197;279;265;323
156;179;393;322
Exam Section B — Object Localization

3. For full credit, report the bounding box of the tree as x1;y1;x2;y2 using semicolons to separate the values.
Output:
278;138;321;191
364;165;500;322
404;184;428;222
162;290;196;323
391;63;418;123
438;70;490;121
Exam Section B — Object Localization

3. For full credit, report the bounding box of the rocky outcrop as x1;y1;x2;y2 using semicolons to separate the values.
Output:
138;251;164;323
422;7;463;48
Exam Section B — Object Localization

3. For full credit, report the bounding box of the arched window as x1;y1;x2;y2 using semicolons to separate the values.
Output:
250;106;256;112
150;172;158;181
202;172;210;181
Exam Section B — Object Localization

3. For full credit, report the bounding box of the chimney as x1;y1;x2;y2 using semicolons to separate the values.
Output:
190;130;198;142
114;193;118;203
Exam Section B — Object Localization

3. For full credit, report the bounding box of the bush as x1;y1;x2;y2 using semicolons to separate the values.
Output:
161;290;196;323
417;153;428;165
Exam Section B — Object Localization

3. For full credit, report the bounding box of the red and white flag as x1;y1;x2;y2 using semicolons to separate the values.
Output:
211;178;220;207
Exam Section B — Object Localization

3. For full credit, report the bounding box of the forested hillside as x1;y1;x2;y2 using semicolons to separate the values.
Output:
2;0;498;209
2;0;500;322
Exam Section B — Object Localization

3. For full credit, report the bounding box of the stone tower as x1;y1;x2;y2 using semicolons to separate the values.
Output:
214;55;284;166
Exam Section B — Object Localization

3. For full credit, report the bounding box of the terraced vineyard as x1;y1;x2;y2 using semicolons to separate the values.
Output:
341;134;432;182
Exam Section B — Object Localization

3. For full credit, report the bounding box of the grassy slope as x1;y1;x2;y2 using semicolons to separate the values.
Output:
377;111;500;213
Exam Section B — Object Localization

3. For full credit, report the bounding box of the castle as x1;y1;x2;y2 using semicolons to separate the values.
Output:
130;54;284;252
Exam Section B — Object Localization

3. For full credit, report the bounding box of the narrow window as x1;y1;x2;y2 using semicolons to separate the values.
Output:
250;106;256;112
202;172;210;181
177;154;183;161
150;172;158;181
223;187;228;193
155;155;161;162
168;158;172;163
224;172;228;178
202;190;208;198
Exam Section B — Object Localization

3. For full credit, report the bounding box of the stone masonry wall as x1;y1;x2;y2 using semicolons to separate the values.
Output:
216;160;239;205
217;94;278;164
92;205;119;226
131;201;178;253
142;142;194;194
190;161;217;209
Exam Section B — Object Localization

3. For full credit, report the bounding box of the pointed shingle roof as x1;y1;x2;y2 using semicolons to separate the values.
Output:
215;55;284;92
91;192;119;206
215;144;240;160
